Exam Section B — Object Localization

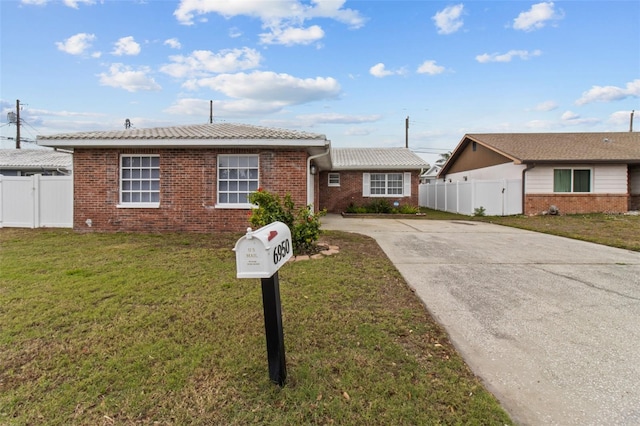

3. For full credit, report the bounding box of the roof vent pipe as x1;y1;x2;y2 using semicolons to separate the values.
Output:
630;110;635;132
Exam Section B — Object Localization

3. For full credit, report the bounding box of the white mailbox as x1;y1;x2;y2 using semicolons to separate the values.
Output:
233;221;293;279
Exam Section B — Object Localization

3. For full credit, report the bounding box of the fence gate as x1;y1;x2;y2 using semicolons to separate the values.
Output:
0;175;73;228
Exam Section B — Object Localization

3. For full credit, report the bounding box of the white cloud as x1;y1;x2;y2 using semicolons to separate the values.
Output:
21;0;95;7
163;98;210;116
296;112;382;124
417;60;445;75
173;0;365;46
98;63;161;92
513;2;563;32
561;110;579;120
55;33;96;55
608;110;636;127
476;49;542;63
575;79;640;105
433;4;464;35
260;25;324;46
63;0;95;7
560;110;599;126
160;48;262;78
174;0;365;27
164;38;182;49
369;63;405;78
182;71;341;106
112;36;141;56
533;100;558;111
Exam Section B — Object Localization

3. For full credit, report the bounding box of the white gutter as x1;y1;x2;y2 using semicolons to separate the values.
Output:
307;146;331;209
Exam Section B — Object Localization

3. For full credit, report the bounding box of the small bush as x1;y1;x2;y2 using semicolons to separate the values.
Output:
473;206;486;217
397;204;420;214
248;189;326;255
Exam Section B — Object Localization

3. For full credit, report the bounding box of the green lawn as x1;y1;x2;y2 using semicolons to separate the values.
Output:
418;208;640;252
0;229;511;425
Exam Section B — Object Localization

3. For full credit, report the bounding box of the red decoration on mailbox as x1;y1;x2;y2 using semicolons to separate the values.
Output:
268;230;278;241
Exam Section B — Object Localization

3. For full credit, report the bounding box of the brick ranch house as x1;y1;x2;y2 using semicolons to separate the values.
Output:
319;148;426;213
438;132;640;215
37;123;427;233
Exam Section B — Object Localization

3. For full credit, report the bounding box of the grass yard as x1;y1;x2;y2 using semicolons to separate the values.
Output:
0;229;512;425
486;213;640;252
419;209;640;252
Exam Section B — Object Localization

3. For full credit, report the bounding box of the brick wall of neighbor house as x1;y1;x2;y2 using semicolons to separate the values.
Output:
525;194;629;215
73;148;308;233
318;170;421;213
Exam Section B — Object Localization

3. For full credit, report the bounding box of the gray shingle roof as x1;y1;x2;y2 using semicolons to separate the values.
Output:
0;149;72;170
465;132;640;163
38;123;327;141
330;148;429;170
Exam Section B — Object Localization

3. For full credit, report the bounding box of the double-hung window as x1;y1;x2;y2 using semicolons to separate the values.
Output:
363;172;411;197
217;154;259;207
553;169;591;193
120;155;160;207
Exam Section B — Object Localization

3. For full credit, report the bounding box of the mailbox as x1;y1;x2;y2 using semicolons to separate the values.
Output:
234;221;293;279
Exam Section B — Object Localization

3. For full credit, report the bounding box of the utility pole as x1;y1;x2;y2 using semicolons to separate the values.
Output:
16;99;21;149
210;100;213;124
405;116;409;148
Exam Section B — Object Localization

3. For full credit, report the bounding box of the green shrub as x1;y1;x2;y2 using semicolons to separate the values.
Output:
366;199;393;213
397;204;419;214
248;189;326;255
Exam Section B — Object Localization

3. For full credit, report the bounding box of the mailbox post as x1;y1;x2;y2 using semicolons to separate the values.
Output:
234;221;293;386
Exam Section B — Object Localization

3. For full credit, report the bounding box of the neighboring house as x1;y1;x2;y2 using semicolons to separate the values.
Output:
0;149;72;176
37;123;427;233
419;164;441;184
439;132;640;215
318;147;428;213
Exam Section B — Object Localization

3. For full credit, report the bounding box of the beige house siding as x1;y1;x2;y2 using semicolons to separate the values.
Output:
525;164;627;194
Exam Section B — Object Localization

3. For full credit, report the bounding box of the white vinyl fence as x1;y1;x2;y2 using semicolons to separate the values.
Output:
0;175;73;228
419;179;522;216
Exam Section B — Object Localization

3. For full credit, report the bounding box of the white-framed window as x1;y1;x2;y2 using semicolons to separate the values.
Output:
363;172;411;197
217;154;259;208
553;168;591;193
119;155;160;207
328;172;340;187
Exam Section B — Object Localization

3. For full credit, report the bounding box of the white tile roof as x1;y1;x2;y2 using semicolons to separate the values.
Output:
331;148;429;170
0;149;72;169
38;123;327;141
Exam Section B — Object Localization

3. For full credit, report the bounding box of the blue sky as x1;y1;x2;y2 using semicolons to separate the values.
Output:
1;0;638;164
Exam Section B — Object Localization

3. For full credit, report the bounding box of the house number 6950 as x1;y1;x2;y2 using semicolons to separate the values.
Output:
273;240;290;264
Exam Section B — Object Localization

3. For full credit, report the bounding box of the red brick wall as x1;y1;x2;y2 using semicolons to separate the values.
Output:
525;194;629;215
73;148;308;233
318;170;421;213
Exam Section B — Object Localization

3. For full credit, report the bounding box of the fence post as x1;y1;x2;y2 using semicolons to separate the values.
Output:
0;176;3;228
32;175;40;229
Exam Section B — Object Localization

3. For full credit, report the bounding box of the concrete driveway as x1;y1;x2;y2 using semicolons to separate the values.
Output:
321;215;640;426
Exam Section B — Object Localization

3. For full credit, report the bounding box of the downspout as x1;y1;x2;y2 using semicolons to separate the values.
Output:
522;163;535;215
307;146;331;209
